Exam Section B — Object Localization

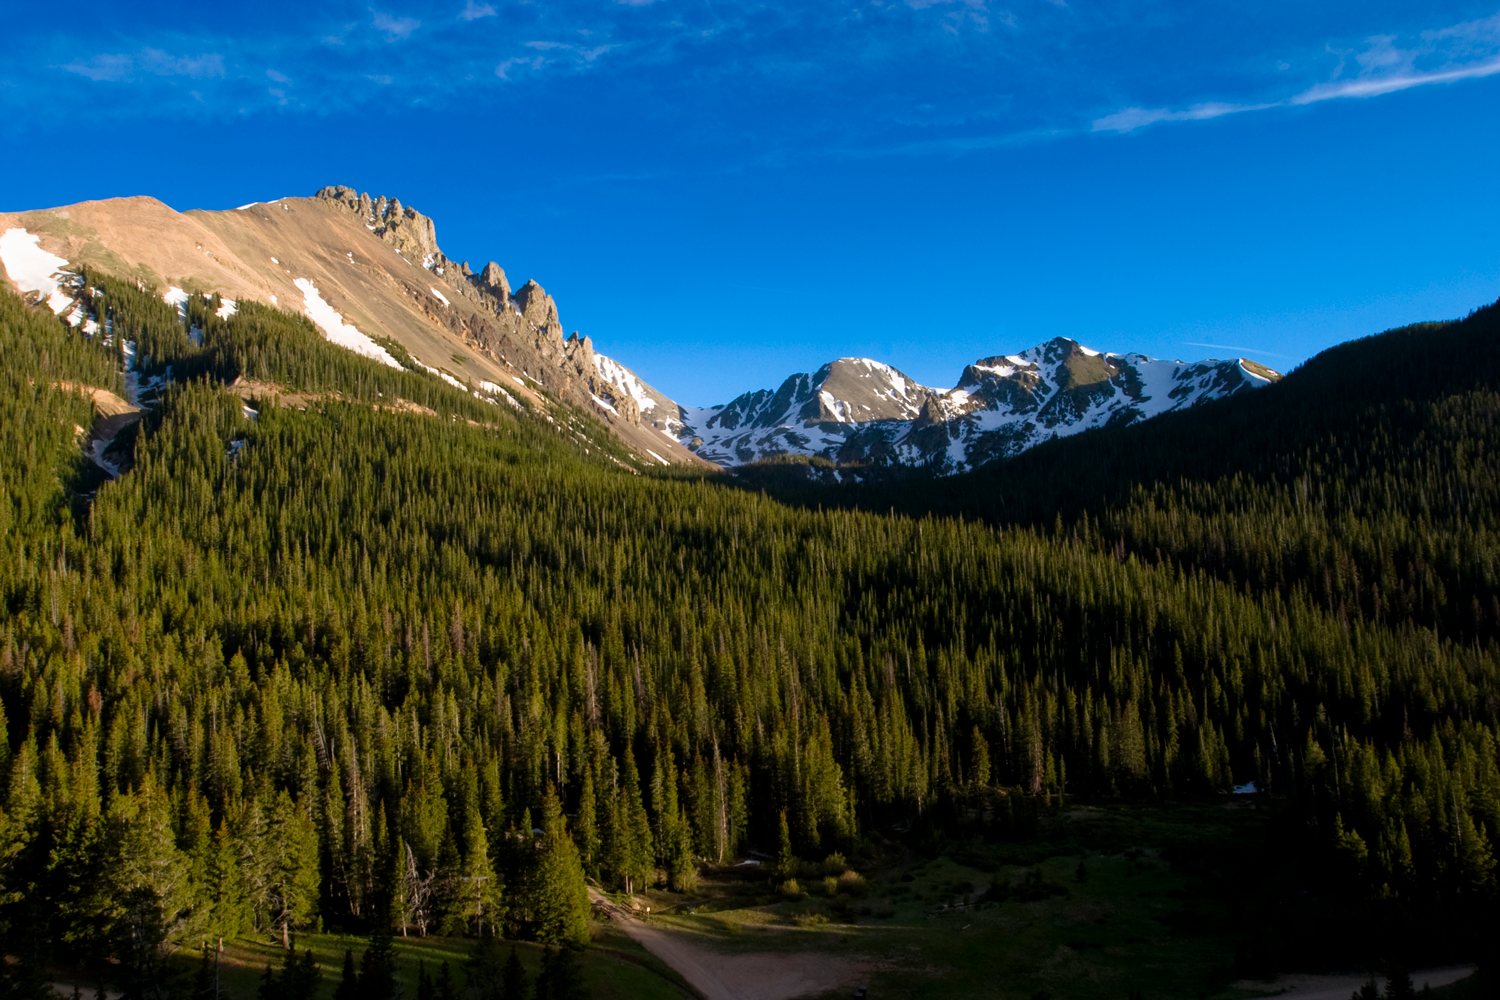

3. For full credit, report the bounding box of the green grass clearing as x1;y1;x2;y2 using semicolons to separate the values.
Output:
49;924;688;1000
611;800;1266;1000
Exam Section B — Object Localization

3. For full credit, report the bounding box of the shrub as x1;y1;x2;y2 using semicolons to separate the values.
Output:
837;871;869;897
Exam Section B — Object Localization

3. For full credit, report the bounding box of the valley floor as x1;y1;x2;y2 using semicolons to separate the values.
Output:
38;797;1488;1000
584;801;1485;1000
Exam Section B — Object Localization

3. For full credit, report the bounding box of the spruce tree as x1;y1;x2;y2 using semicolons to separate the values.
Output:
533;946;588;1000
774;810;798;880
454;806;500;937
464;930;504;1000
279;947;322;1000
501;946;527;1000
332;949;360;1000
528;786;591;948
436;961;457;1000
256;964;278;1000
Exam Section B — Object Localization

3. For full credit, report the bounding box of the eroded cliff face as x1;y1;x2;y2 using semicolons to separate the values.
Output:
312;186;642;424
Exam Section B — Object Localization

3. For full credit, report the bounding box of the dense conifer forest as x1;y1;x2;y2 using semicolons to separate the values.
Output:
0;276;1496;995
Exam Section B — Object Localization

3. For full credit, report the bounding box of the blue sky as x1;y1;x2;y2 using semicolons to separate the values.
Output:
2;1;1498;405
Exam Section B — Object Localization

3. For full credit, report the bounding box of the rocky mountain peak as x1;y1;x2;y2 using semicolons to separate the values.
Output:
315;185;440;265
514;280;561;337
663;340;1282;471
479;261;511;300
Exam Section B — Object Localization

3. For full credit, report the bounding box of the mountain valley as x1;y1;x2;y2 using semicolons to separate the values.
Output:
0;186;1496;1000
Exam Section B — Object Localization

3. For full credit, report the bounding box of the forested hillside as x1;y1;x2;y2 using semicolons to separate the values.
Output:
0;279;1496;995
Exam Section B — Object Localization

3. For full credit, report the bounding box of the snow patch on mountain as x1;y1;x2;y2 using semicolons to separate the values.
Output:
593;352;686;436
162;286;189;322
1;228;74;313
294;278;403;370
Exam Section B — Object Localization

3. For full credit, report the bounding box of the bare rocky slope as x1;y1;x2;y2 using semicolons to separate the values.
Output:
0;186;705;468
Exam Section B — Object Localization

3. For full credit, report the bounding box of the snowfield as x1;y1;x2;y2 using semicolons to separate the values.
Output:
293;278;404;369
1;228;74;314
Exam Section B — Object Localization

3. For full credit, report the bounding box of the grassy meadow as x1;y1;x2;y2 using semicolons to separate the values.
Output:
617;800;1273;1000
49;925;692;1000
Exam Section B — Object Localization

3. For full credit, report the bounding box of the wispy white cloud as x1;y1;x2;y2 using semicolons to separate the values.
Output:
459;1;496;20
1095;14;1500;133
139;49;225;78
1287;58;1500;104
1182;342;1295;360
1092;101;1271;133
28;1;1500;166
495;59;530;80
61;53;134;82
373;11;420;41
62;49;224;82
904;0;999;34
498;38;619;79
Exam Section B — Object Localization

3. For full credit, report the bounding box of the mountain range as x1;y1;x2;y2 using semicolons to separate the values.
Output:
0;186;1280;473
619;344;1278;472
1;181;1496;992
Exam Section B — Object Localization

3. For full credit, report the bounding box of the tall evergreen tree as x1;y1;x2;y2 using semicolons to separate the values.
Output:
332;949;360;1000
527;787;591;948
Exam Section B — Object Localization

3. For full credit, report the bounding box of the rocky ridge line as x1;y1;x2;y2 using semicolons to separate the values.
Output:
312;186;642;424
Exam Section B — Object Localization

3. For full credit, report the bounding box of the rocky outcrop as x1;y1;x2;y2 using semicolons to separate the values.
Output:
315;186;440;265
479;261;511;301
312;185;646;427
515;280;561;338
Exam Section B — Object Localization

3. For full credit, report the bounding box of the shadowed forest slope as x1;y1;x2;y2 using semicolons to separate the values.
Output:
0;283;1496;993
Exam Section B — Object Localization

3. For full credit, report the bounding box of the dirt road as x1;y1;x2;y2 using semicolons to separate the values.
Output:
589;890;864;1000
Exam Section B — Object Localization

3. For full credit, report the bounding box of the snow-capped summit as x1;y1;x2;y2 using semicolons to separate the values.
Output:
617;337;1281;473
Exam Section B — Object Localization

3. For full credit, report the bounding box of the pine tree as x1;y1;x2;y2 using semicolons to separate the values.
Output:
576;766;599;875
501;946;527;1000
533;946;588;1000
436;961;457;1000
528;787;591;948
453;806;500;936
269;790;321;948
332;949;360;1000
774;810;798;880
971;726;992;790
1384;968;1416;1000
106;779;193;999
207;819;247;939
358;874;400;1000
277;946;322;1000
257;964;278;1000
666;809;698;893
464;931;504;1000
